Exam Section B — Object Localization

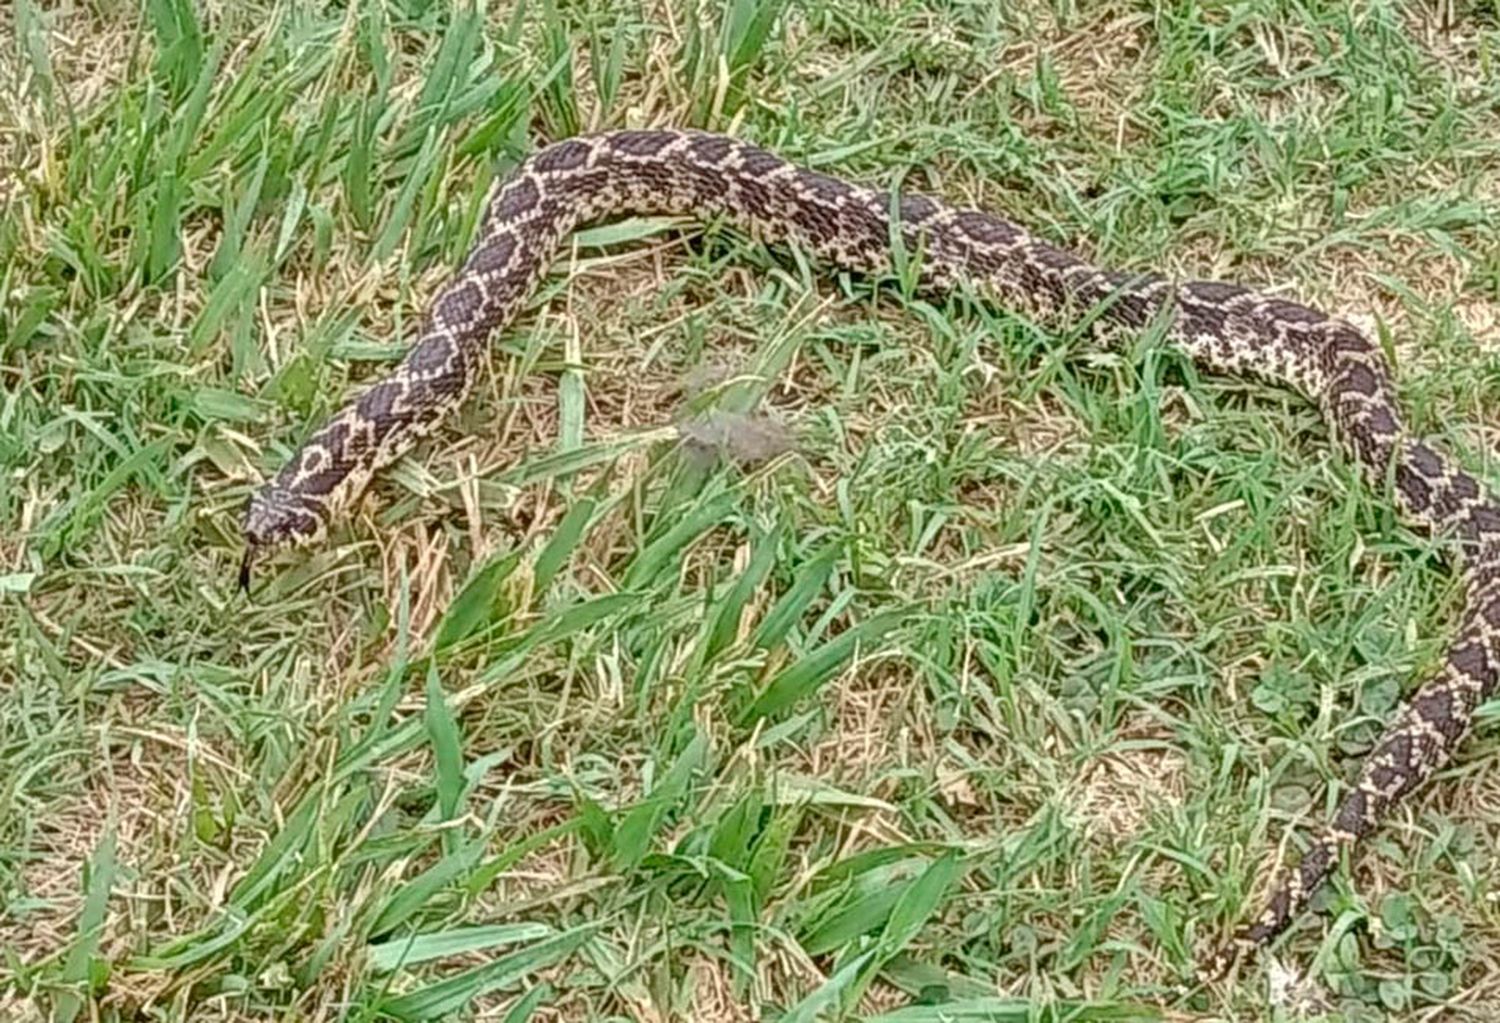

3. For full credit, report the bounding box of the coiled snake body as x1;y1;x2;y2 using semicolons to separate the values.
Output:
242;130;1500;979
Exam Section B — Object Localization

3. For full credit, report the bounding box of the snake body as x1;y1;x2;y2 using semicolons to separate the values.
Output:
241;129;1500;978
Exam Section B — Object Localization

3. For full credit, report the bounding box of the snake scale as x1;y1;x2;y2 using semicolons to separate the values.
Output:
241;129;1500;980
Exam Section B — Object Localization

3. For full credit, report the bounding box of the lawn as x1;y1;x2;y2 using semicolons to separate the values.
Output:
3;1;1500;1020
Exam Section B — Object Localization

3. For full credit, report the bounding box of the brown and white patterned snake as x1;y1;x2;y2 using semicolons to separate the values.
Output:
240;129;1500;982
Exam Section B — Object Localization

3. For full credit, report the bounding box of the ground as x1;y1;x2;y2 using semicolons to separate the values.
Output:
3;1;1500;1021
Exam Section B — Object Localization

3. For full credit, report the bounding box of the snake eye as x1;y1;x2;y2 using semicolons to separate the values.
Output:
243;487;328;548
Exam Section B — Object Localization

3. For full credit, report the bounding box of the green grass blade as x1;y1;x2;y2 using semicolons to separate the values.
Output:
145;0;205;99
699;521;785;663
53;825;116;1023
414;4;480;115
500;985;552;1023
227;788;320;911
491;429;671;490
367;923;554;973
164;34;224;169
530;490;601;597
622;488;741;590
345;94;377;230
876;852;963;959
748;542;839;651
780;949;875;1023
372;124;441;262
423;663;465;833
718;0;785;115
374;923;598;1021
209;150;269;280
839;852;965;1010
610;731;710;871
536;0;578;138
144;168;183;283
741;609;907;724
435;548;522;650
799;886;903;958
190;253;266;354
14;0;56;112
38;438;171;560
367;840;483;940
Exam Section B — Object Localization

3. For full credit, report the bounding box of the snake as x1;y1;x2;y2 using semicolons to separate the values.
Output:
239;129;1500;981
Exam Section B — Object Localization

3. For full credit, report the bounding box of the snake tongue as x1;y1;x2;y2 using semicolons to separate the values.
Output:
238;545;256;593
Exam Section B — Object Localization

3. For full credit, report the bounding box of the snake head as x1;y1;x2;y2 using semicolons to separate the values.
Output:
239;485;328;590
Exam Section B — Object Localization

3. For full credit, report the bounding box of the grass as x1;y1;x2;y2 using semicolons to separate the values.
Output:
2;0;1500;1020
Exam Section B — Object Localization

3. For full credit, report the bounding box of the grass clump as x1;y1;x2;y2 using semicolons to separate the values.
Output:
2;2;1499;1021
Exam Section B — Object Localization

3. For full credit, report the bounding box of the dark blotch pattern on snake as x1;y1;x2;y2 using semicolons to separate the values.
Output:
240;129;1500;979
